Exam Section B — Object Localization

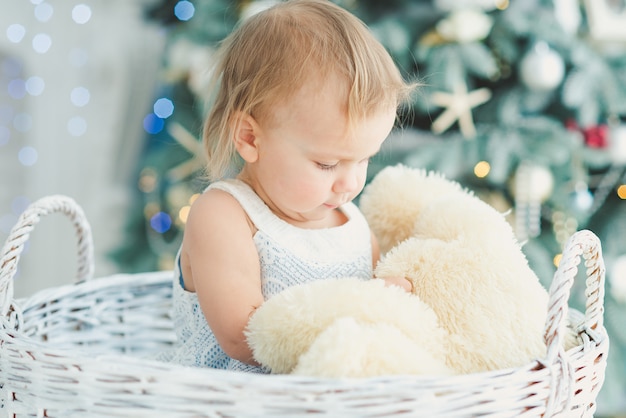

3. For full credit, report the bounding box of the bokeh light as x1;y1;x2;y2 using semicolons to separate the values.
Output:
573;187;593;210
138;168;158;193
143;113;164;134
178;205;190;223
26;76;45;96
473;161;490;178
2;56;22;77
13;113;33;132
34;3;54;22
6;24;26;43
174;1;195;21
153;98;174;118
70;86;90;107
72;4;92;24
150;212;172;233
32;33;52;54
8;79;27;99
67;116;87;136
18;146;38;166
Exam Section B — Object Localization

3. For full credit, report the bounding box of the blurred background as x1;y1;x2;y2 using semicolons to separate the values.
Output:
1;0;625;415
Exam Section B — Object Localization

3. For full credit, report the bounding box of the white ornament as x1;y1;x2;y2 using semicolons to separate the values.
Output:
513;163;553;241
609;125;626;165
436;9;494;43
571;182;594;211
554;0;582;35
515;163;554;203
584;0;626;42
519;42;565;92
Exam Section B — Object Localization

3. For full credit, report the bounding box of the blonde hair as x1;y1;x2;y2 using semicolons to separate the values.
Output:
203;0;416;181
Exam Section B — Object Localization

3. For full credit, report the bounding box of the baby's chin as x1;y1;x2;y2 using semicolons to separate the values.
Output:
278;206;344;228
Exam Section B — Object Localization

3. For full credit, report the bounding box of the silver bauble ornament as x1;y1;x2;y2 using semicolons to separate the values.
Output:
519;43;565;92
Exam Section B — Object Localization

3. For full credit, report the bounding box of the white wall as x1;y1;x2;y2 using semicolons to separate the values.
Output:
0;0;165;298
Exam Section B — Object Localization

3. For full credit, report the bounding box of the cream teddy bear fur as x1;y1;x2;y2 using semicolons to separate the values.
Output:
363;165;549;374
247;277;451;377
246;165;551;377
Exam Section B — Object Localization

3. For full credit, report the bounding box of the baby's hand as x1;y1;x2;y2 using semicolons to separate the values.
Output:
377;276;413;293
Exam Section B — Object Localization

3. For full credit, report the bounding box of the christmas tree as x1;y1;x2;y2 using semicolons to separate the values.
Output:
114;0;626;413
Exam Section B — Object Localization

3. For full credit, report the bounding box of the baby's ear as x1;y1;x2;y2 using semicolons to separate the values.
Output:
232;111;260;163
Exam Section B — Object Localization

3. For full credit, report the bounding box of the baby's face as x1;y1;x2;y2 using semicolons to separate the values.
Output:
243;76;396;228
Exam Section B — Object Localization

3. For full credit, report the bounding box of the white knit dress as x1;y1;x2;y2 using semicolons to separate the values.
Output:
158;179;373;373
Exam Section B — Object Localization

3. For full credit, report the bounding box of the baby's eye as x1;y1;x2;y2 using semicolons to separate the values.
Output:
316;162;338;171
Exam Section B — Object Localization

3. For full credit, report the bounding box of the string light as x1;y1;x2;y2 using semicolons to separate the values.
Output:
474;161;490;178
25;76;45;96
495;0;509;10
6;24;26;43
13;113;32;132
178;206;190;223
18;146;38;166
174;1;195;21
8;79;27;99
139;168;158;193
70;87;90;107
150;212;173;233
34;3;53;22
32;33;52;54
72;4;92;24
143;113;164;134
67;116;87;137
153;98;174;118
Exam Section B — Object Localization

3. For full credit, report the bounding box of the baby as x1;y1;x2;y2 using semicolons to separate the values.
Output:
160;0;416;373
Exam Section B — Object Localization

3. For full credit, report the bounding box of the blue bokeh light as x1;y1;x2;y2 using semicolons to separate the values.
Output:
6;24;26;43
18;146;38;166
143;113;164;134
174;1;195;21
150;212;172;233
2;57;23;77
154;98;174;118
8;79;26;99
72;4;92;24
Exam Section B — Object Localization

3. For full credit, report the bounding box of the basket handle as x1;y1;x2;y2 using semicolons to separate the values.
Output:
543;229;605;361
0;195;94;317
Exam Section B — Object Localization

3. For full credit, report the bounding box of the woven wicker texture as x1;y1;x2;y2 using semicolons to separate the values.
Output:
0;195;609;417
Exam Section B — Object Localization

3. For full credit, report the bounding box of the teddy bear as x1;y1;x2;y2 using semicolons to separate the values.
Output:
245;164;552;378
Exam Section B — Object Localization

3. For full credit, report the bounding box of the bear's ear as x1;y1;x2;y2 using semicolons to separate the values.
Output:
232;111;260;163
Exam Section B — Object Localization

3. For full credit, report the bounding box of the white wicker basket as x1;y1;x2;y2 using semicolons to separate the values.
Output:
0;195;609;417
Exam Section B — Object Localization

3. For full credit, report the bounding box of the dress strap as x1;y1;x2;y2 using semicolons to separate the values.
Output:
207;179;284;233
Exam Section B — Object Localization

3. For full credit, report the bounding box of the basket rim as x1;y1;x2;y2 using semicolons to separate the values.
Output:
1;267;609;386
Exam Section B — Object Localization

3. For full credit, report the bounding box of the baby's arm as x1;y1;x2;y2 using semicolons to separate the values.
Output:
370;230;412;292
182;188;264;365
